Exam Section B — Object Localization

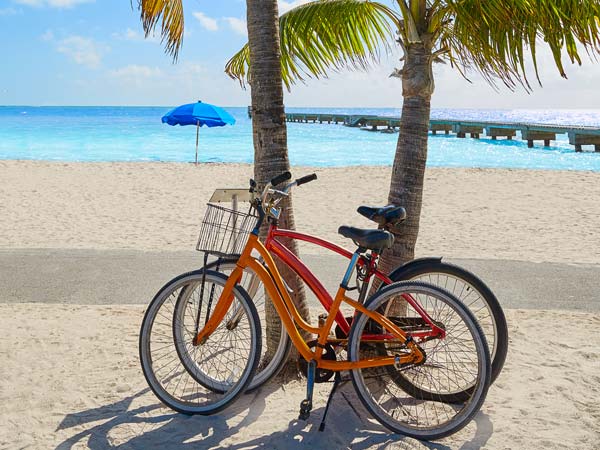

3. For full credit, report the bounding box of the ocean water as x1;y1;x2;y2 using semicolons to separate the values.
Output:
1;106;600;171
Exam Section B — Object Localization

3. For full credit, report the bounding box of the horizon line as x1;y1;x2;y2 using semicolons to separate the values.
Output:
3;105;600;111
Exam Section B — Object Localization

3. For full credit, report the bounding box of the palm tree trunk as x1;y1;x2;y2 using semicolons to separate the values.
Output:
379;41;433;277
246;0;310;365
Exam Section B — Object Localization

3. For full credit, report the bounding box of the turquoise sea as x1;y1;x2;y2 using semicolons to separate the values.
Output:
1;106;600;171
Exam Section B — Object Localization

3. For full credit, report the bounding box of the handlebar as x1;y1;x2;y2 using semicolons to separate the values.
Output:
296;173;318;186
250;171;317;232
270;171;292;187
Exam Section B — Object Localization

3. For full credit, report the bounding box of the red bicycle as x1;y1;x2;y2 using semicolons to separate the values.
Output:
198;173;507;398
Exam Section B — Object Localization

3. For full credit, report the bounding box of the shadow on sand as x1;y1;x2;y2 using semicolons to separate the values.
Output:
54;380;494;450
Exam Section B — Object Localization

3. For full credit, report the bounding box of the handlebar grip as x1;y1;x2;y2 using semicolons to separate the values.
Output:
270;171;292;186
296;173;317;186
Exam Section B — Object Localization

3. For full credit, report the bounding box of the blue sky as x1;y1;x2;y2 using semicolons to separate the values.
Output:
1;0;599;108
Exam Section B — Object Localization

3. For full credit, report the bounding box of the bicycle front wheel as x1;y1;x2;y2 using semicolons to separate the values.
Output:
139;270;261;415
200;258;291;392
348;281;491;441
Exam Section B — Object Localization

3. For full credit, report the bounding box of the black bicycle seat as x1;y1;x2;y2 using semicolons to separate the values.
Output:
338;226;394;252
357;205;407;226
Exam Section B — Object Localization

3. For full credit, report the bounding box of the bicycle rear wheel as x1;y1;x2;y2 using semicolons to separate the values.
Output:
139;270;261;415
388;260;507;385
348;281;491;441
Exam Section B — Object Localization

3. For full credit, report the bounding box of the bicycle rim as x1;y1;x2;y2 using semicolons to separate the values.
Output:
391;261;508;385
204;259;291;391
348;281;491;440
140;270;261;414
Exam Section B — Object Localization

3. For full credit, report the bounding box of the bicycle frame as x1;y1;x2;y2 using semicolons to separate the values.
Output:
234;224;443;340
267;226;394;338
194;228;445;371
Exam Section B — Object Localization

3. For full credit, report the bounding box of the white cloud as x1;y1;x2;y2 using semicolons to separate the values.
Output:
224;17;246;36
123;28;139;40
13;0;93;8
193;11;218;31
91;61;224;106
109;65;164;85
56;36;106;69
109;65;163;78
112;27;160;43
278;0;310;14
108;62;204;83
0;6;20;15
40;29;54;41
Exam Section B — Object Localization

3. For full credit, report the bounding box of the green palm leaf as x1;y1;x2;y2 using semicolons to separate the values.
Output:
226;0;400;89
226;0;600;92
433;0;600;90
137;0;184;60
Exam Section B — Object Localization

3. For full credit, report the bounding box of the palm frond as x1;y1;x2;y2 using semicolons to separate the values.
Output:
137;0;184;60
432;0;600;90
225;0;399;89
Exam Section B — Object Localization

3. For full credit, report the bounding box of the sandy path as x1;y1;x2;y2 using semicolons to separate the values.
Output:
1;304;598;449
1;161;599;263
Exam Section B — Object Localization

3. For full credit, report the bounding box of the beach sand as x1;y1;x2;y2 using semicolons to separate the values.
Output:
1;160;599;263
0;303;598;449
1;160;600;449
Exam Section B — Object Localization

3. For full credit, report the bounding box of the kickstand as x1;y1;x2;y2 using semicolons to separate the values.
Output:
299;360;316;421
318;371;342;432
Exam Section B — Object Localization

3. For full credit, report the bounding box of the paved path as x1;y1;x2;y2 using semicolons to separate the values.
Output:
1;249;598;312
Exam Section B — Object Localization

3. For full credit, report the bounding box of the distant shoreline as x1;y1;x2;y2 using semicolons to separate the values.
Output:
4;104;600;111
2;158;600;173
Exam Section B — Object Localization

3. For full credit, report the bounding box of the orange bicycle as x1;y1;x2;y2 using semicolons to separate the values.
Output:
140;172;491;441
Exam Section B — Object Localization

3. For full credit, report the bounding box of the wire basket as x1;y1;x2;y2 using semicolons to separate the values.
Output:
196;203;259;257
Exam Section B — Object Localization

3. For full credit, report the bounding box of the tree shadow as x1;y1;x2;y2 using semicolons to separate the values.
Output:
54;381;493;450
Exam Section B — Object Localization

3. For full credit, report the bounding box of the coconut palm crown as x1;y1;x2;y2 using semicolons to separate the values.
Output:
226;0;600;90
225;0;600;271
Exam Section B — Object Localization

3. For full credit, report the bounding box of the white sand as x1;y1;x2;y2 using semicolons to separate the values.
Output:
1;160;600;263
1;160;600;448
0;304;598;449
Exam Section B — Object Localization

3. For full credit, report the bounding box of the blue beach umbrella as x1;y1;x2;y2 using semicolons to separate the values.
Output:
162;100;236;164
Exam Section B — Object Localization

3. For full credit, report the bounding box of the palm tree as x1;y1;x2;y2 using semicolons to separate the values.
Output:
244;0;311;356
137;0;310;359
225;0;600;275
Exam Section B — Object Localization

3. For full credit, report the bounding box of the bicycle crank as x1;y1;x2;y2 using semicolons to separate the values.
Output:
298;340;337;383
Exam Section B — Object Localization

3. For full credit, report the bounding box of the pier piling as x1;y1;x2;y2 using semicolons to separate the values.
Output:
568;131;600;152
521;130;556;148
453;124;483;139
486;127;516;140
430;123;453;135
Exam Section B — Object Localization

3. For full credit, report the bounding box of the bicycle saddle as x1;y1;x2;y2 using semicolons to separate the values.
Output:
338;226;394;252
357;205;406;226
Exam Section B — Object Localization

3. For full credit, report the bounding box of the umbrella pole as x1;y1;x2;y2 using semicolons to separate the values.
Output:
195;120;199;165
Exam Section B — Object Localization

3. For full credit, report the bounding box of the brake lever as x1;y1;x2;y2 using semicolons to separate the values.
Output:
268;188;289;197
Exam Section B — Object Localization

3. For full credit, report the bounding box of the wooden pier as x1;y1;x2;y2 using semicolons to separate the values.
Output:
281;112;600;152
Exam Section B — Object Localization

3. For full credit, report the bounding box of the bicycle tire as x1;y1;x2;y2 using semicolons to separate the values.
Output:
388;260;508;385
139;270;261;415
200;259;292;392
348;281;491;441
